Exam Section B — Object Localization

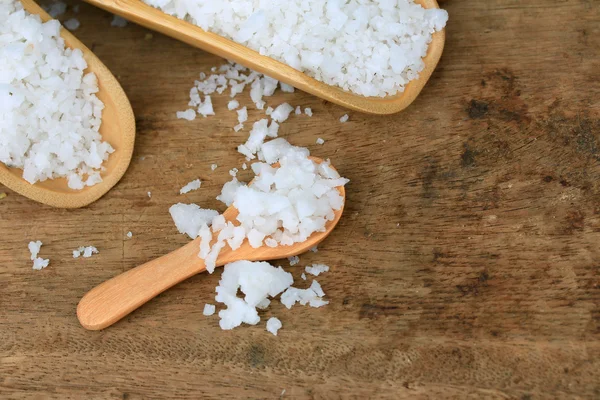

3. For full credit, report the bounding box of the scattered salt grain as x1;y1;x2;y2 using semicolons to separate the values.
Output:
215;260;293;330
265;107;274;116
339;114;349;123
180;179;201;194
1;1;112;189
280;286;328;309
203;304;216;316
271;103;294;123
32;258;50;270
111;15;128;27
227;100;239;110
73;246;99;258
280;83;294;93
211;164;218;171
266;317;282;336
64;18;80;31
45;1;66;18
316;138;325;145
197;95;215;117
237;107;248;124
242;163;247;170
310;246;318;253
304;108;313;117
28;240;48;270
305;264;330;276
126;231;133;238
288;256;300;266
176;109;196;121
295;106;302;115
147;191;152;198
170;203;219;239
310;280;325;297
234;123;244;132
301;273;307;281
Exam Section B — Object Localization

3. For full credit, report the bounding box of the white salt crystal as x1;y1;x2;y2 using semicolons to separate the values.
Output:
28;241;42;260
211;164;218;171
288;256;300;266
180;179;201;194
227;100;239;110
316;138;325;145
295;106;302;115
176;109;196;121
237;107;248;123
73;246;99;258
340;114;349;123
266;317;282;336
305;264;330;276
126;231;133;238
310;280;325;297
265;107;274;116
203;304;216;316
301;273;307;280
64;18;80;30
32;258;50;270
169;203;219;239
147;191;152;198
198;96;215;117
304;108;313;117
242;163;247;170
280;83;295;93
271;103;294;123
234;123;244;132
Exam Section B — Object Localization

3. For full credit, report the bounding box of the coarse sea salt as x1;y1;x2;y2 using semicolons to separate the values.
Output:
142;0;447;97
29;240;50;270
305;263;329;276
169;203;219;239
199;138;348;273
73;246;99;258
203;304;216;316
266;317;282;336
1;1;112;190
180;179;201;194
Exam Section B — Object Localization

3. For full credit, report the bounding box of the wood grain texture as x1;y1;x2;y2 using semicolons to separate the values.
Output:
0;0;135;209
1;0;599;398
81;0;445;114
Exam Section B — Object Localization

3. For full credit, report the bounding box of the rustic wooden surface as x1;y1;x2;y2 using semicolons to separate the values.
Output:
1;0;599;398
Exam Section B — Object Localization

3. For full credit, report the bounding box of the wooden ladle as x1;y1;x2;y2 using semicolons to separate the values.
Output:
0;0;135;208
77;157;345;330
82;0;446;115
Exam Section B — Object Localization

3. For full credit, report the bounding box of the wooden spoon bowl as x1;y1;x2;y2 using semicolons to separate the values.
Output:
0;0;135;208
77;157;345;330
83;0;445;115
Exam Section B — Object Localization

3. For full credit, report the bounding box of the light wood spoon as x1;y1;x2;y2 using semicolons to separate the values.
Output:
77;157;345;330
0;0;135;208
82;0;445;115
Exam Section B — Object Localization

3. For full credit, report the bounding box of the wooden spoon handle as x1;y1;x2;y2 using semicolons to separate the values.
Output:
77;239;204;330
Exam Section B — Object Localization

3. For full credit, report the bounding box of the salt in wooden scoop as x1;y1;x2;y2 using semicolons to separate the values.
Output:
77;157;345;330
0;0;135;208
82;0;445;115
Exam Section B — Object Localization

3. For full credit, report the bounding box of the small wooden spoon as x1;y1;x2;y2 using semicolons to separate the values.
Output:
0;0;135;208
83;0;445;115
77;157;345;330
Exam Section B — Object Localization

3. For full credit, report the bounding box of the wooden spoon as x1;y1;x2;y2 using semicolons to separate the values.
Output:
82;0;445;115
0;0;135;208
77;157;345;330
